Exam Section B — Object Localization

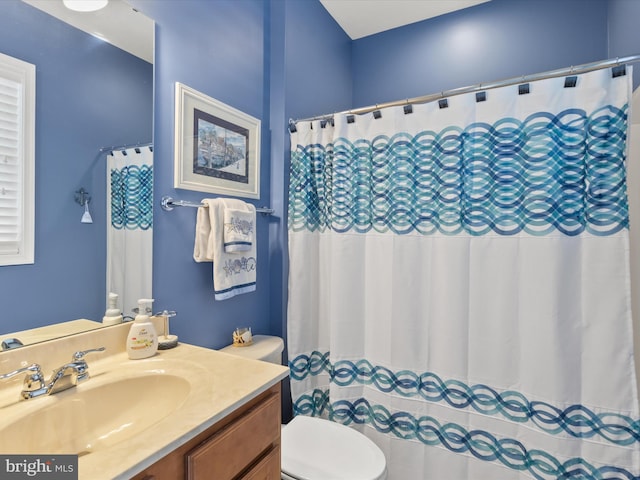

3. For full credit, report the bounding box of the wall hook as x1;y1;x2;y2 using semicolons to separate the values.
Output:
75;188;93;224
75;188;91;206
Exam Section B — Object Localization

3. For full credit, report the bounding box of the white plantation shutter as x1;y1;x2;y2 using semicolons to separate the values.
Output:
0;76;22;254
0;53;34;265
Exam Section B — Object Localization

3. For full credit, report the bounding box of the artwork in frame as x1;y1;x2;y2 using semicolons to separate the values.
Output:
174;82;260;199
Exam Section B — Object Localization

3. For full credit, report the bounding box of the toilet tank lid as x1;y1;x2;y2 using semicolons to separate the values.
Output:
281;416;387;480
220;335;284;361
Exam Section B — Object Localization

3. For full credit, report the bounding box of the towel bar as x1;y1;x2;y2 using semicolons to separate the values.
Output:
161;196;275;215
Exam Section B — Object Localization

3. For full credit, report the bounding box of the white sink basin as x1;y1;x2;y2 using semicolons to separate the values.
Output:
0;372;190;455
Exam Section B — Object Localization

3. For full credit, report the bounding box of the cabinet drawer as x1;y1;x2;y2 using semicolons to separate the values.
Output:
187;392;281;480
242;446;280;480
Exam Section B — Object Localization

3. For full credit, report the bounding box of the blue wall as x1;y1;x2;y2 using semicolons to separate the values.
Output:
351;0;609;108
132;0;274;349
0;1;152;331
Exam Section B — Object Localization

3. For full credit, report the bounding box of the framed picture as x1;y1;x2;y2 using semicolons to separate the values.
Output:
174;82;260;199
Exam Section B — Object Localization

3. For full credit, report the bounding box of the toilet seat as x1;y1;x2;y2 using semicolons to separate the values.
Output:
281;416;387;480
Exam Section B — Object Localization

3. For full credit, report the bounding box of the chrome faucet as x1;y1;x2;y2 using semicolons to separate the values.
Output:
0;347;105;400
46;347;106;395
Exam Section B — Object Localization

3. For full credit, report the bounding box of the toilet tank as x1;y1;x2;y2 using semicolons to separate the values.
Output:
220;335;284;364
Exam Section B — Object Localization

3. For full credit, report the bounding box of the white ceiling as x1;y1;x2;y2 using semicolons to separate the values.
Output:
20;0;153;63
319;0;491;40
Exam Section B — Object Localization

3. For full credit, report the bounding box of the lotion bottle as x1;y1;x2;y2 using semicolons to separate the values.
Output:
102;292;123;325
126;298;158;359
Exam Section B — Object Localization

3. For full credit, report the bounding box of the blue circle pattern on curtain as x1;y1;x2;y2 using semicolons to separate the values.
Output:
110;164;153;230
289;352;640;446
289;105;629;237
292;388;637;480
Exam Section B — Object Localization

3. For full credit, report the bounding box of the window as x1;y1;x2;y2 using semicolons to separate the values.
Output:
0;52;35;266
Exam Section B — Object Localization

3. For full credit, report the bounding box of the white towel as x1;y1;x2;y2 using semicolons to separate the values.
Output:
222;200;255;253
193;198;256;300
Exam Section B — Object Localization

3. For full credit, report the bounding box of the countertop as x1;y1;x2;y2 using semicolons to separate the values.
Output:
82;344;289;480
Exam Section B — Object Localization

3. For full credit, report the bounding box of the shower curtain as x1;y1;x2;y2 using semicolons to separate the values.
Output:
287;68;640;479
106;146;153;317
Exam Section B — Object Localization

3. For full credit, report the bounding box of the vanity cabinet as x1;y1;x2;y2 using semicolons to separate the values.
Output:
132;384;281;480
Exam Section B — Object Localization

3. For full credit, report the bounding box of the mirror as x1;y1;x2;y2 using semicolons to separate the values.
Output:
0;0;154;348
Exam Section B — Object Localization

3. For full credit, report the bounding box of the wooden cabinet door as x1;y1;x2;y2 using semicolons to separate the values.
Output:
186;392;281;480
131;385;281;480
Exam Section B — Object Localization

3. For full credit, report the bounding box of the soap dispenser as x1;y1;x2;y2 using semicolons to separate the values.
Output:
102;292;123;326
126;298;158;360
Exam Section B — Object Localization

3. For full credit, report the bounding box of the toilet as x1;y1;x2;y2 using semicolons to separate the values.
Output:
221;335;388;480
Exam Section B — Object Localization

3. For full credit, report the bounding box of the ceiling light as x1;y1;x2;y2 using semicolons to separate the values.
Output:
63;0;108;12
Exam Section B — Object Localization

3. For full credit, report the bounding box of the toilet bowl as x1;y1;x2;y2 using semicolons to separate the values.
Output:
281;415;387;480
220;335;388;480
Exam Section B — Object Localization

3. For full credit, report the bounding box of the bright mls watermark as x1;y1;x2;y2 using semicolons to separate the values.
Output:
0;455;77;479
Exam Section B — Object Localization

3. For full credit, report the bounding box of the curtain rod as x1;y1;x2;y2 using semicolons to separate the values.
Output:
291;54;640;126
99;141;153;154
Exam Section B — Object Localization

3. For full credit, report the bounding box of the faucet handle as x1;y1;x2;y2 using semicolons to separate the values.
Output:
0;363;45;392
72;347;106;361
69;347;105;386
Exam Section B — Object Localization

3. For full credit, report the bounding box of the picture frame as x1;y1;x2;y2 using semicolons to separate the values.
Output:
174;82;261;199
